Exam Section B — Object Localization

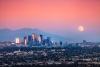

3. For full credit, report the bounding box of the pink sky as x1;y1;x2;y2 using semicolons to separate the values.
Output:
0;0;100;35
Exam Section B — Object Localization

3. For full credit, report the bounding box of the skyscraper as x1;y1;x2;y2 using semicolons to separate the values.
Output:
28;35;33;42
45;37;52;46
24;36;27;46
27;35;33;47
15;37;20;44
32;33;36;41
40;35;43;41
32;33;38;42
38;35;43;43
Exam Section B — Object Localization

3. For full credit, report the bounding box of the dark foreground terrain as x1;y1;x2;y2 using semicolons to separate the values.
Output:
1;46;100;67
1;64;100;67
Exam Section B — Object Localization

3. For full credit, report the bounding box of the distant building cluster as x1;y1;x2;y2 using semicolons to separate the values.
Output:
15;33;63;47
0;33;100;48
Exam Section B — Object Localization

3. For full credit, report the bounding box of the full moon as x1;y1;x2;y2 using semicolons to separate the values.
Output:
78;26;84;32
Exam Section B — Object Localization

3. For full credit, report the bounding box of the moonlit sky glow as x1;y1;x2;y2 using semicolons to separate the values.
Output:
0;0;100;42
78;26;84;32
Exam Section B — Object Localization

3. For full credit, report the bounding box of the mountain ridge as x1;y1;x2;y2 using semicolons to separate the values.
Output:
0;28;66;42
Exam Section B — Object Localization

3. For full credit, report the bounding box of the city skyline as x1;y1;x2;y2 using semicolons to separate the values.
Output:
0;0;100;42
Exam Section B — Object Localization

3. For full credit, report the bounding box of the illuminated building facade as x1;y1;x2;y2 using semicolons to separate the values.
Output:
15;37;20;44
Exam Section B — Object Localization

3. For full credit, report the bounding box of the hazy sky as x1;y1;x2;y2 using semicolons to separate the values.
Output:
0;0;100;41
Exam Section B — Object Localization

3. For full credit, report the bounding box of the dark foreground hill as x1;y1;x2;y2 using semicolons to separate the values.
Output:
2;64;100;67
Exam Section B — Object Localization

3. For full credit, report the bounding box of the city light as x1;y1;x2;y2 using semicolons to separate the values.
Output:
15;37;20;44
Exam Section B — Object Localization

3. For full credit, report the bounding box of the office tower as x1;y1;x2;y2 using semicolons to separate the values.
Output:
28;35;33;42
28;33;40;46
28;35;33;47
38;35;42;43
46;37;52;46
32;33;35;41
40;35;43;41
38;35;43;43
15;37;20;44
35;34;38;42
24;36;27;46
32;33;38;41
